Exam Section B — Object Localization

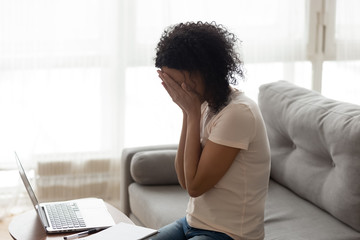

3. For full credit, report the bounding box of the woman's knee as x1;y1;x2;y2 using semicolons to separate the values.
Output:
148;217;186;240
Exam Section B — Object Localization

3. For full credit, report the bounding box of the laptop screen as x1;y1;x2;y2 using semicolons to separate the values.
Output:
15;152;41;210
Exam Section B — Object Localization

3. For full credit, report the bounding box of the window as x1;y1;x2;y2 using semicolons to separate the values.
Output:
1;0;359;216
322;0;360;104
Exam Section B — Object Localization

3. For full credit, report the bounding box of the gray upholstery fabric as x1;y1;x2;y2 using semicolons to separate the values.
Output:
258;81;360;232
128;183;188;229
120;145;178;216
127;180;360;239
265;180;360;240
131;150;178;185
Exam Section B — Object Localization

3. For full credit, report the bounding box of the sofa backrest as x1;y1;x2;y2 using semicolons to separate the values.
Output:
258;81;360;232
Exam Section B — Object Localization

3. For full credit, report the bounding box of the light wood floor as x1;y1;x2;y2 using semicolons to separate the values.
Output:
0;216;13;240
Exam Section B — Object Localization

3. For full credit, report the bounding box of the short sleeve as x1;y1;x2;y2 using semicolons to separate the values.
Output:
208;104;256;150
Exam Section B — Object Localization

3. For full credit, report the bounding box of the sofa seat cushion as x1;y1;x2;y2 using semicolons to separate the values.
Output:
265;180;360;240
128;183;189;229
128;180;360;239
259;81;360;231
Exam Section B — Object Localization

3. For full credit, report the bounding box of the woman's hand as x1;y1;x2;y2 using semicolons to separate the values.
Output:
157;69;202;117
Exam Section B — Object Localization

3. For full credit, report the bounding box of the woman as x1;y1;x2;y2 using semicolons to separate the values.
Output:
152;22;270;240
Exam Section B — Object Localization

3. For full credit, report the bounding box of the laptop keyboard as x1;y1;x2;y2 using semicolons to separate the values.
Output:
46;202;86;229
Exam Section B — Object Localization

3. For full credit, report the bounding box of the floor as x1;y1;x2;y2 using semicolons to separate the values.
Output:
0;216;13;240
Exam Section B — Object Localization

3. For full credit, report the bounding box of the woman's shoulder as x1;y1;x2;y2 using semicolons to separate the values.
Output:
225;88;257;111
202;88;258;119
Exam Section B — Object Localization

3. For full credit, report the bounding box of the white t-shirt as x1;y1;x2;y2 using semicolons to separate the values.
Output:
186;88;271;240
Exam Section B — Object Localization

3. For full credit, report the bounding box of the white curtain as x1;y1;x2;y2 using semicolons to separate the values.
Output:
0;0;124;218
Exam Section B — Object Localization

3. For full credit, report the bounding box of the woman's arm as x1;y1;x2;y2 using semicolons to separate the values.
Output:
184;138;240;197
159;70;239;197
176;105;237;198
182;111;202;195
175;112;188;189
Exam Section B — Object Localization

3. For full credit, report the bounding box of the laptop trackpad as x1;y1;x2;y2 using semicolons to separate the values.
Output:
75;198;115;227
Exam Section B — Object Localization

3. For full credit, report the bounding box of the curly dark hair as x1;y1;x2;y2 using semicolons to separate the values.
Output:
155;21;244;113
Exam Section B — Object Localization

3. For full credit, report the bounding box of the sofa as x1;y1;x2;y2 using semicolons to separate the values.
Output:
120;81;360;239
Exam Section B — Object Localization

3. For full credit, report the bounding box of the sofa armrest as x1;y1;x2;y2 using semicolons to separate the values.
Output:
119;145;178;216
131;150;178;185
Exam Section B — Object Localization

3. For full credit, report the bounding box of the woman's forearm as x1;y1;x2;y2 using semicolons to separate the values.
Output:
175;112;187;189
183;113;202;196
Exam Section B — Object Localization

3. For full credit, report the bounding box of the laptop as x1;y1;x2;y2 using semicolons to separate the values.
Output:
15;152;115;233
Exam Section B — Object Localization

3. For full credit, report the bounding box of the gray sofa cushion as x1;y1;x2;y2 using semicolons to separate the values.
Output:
265;180;360;240
130;150;178;185
258;81;360;232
